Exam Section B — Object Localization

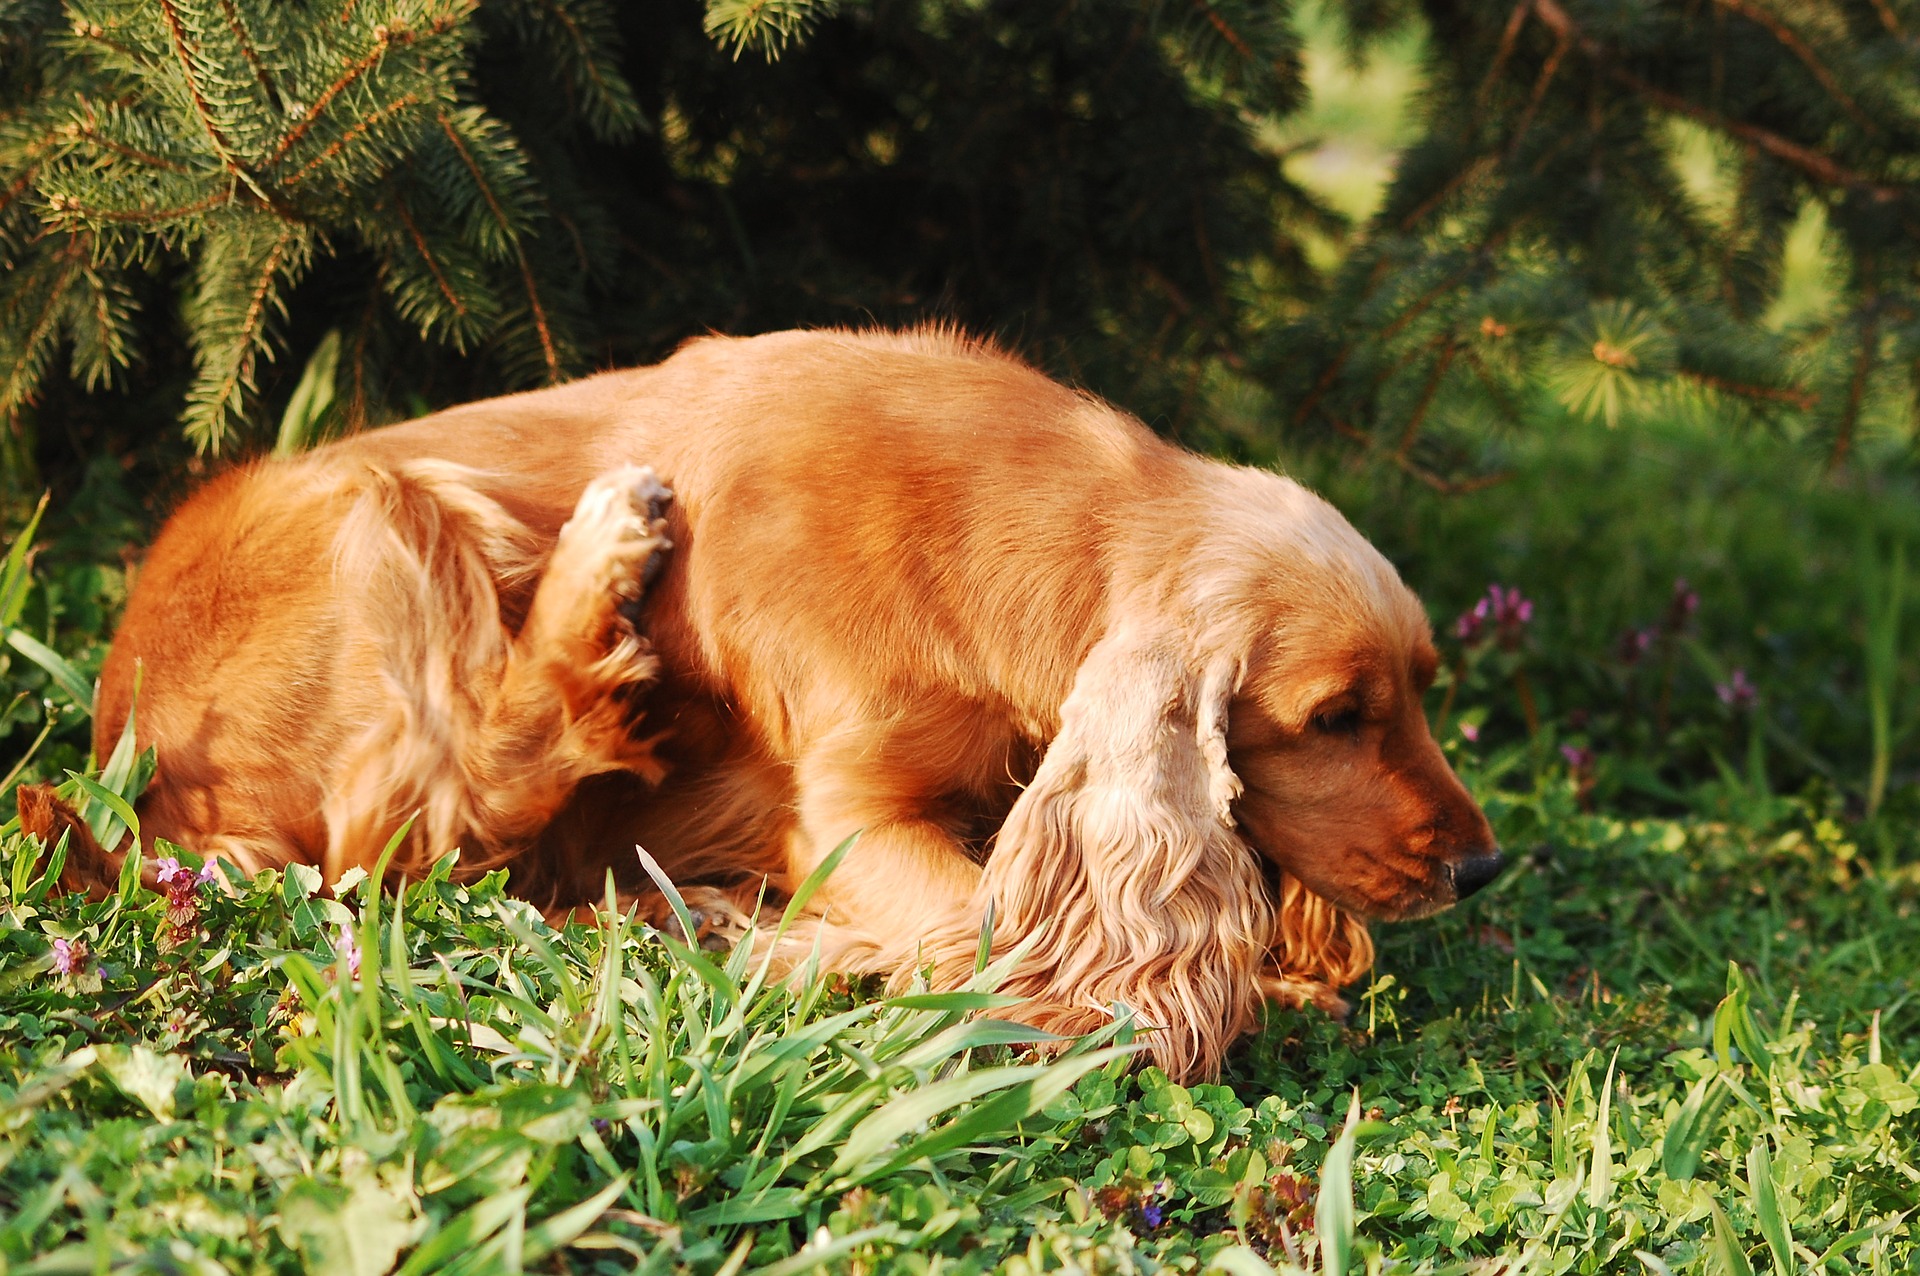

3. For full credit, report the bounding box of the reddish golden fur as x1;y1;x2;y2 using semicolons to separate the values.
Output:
73;328;1498;1079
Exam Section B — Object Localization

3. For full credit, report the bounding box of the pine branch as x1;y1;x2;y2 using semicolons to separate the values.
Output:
435;109;558;379
181;212;312;449
155;0;248;176
266;16;451;168
1528;0;1901;199
1712;0;1875;135
281;93;424;188
704;0;839;60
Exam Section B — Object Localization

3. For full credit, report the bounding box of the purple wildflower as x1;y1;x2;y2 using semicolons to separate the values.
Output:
197;862;218;886
335;924;362;978
1716;668;1757;711
1458;722;1480;743
1664;577;1699;632
1140;1202;1165;1229
1560;745;1595;772
155;855;216;948
1456;584;1534;650
1618;627;1656;665
1454;597;1490;643
50;936;83;976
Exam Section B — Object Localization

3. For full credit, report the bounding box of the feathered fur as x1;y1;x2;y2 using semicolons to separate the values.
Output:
56;327;1499;1080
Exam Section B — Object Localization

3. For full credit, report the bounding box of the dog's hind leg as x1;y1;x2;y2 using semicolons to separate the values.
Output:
323;463;676;884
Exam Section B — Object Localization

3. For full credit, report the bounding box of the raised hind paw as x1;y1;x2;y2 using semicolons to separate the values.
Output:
526;465;674;686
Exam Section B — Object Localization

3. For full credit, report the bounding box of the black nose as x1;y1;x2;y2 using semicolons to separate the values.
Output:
1451;851;1507;900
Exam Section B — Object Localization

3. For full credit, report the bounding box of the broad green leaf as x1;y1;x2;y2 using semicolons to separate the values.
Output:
1587;1048;1618;1211
94;1044;188;1120
276;328;341;456
686;1186;811;1226
277;1173;418;1276
838;1048;1128;1188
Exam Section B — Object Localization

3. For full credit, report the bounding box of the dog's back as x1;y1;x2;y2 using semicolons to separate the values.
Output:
93;328;1188;884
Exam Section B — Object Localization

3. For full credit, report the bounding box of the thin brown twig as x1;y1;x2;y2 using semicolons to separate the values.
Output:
1530;0;1899;198
73;101;196;174
1398;156;1496;233
217;0;278;104
1713;0;1876;134
45;190;232;224
1678;368;1816;411
436;112;559;379
1188;0;1257;64
284;93;422;186
529;0;620;104
156;0;247;177
392;195;466;316
1474;1;1533;114
1507;26;1573;158
267;30;409;167
1828;303;1879;471
1395;339;1460;457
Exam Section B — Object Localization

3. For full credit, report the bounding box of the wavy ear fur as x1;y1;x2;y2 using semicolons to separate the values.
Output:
955;622;1276;1079
1263;871;1376;1015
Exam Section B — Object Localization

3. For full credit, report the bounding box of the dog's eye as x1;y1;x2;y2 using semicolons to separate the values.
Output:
1312;707;1363;736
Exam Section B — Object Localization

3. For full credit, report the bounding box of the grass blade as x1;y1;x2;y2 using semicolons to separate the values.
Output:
1745;1137;1793;1276
1709;1200;1758;1276
1315;1091;1361;1276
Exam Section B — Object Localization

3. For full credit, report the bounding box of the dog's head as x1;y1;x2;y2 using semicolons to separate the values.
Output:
1185;471;1503;921
978;465;1500;1077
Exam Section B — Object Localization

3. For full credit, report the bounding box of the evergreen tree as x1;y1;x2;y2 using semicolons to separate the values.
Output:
1280;0;1920;480
2;0;1916;483
1;0;1318;472
0;0;640;454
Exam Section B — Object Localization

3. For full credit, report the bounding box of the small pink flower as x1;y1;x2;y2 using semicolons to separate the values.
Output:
335;924;361;979
1664;578;1699;631
1716;668;1757;711
50;937;83;976
154;857;185;885
196;862;218;886
1618;627;1656;664
1459;722;1480;742
1560;744;1595;772
1456;584;1534;650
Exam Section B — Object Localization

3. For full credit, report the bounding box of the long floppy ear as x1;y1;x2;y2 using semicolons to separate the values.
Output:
1261;872;1376;1015
964;621;1276;1080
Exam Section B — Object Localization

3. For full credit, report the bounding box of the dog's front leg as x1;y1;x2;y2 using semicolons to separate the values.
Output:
765;737;986;967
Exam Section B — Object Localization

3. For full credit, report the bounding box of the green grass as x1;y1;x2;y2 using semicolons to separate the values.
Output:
1;754;1915;1273
3;384;1918;1274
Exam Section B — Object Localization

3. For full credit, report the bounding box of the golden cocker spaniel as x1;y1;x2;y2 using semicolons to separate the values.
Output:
49;328;1503;1078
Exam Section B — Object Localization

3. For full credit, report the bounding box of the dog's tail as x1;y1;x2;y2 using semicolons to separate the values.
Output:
320;458;544;883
